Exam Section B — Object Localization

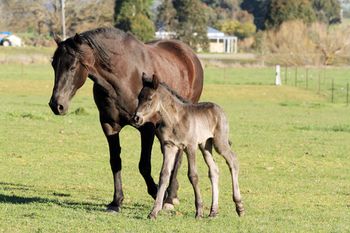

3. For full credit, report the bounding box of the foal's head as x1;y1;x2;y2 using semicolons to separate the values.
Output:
133;73;161;127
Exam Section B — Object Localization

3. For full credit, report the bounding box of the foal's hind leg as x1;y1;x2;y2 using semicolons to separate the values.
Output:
185;146;204;218
214;138;244;216
199;139;219;217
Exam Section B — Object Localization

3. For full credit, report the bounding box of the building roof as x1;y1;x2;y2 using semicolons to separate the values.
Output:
155;27;237;40
207;27;237;40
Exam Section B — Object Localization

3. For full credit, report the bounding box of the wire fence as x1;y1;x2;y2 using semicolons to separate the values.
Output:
281;66;350;105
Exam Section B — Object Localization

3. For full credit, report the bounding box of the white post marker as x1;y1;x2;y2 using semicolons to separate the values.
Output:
275;64;281;86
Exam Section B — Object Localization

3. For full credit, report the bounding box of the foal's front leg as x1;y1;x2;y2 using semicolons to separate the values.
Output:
148;144;178;219
185;146;204;218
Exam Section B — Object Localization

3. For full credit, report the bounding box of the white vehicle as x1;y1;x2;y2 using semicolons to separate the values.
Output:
0;32;22;47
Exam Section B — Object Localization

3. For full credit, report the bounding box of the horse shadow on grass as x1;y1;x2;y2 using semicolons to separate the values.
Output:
0;181;156;218
0;181;107;212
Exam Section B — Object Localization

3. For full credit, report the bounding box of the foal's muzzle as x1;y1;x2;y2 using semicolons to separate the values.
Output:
132;113;143;127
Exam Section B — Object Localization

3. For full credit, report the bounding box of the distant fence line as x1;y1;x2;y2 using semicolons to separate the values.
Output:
281;66;349;105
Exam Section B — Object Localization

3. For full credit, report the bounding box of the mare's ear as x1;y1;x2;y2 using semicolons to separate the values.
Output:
53;33;62;46
74;33;83;45
152;74;159;89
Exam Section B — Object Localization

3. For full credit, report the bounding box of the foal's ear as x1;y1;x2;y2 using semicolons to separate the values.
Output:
142;72;152;86
152;74;159;89
53;33;62;46
74;33;83;45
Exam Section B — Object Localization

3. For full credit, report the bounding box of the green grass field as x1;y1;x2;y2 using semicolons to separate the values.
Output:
0;63;349;232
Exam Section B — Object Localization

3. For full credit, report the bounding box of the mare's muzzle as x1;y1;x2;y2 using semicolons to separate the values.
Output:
49;97;68;115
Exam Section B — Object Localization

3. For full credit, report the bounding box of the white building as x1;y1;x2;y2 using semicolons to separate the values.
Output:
207;27;237;54
155;27;238;54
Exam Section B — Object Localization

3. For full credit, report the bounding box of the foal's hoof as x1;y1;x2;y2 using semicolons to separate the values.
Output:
106;203;121;213
209;211;218;218
148;213;157;220
236;204;245;217
195;212;204;219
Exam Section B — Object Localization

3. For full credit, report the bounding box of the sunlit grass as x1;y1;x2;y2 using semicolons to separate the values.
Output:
0;64;349;232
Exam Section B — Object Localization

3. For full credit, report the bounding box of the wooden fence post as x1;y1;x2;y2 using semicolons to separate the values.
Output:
275;65;281;86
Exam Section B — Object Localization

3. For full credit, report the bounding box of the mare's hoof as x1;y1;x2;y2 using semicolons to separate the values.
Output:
163;203;175;210
106;203;121;213
172;198;180;205
163;197;179;210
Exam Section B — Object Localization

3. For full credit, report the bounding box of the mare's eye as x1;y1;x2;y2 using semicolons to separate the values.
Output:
69;66;76;72
147;97;152;101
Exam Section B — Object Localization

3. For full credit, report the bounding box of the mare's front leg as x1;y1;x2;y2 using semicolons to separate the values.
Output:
149;144;178;219
139;123;158;199
102;122;124;212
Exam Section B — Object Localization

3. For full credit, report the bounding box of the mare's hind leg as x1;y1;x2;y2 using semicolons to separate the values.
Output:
185;146;204;218
139;123;158;199
199;139;219;217
213;137;244;216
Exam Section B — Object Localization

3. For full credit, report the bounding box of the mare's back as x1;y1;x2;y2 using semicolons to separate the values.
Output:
147;40;203;102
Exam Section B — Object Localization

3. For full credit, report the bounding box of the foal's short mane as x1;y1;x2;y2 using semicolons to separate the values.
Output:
159;82;190;104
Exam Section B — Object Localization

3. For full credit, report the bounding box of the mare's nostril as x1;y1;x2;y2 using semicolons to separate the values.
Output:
58;104;64;112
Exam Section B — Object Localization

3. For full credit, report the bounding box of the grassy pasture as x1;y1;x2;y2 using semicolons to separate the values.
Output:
0;63;349;232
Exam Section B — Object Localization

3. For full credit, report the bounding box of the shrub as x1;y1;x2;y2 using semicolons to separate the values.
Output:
263;20;350;66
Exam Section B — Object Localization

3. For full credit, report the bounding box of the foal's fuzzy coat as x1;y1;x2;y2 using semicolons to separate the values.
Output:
133;73;244;219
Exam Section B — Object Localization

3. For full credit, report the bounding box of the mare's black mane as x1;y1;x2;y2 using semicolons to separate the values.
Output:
56;27;130;72
79;28;128;71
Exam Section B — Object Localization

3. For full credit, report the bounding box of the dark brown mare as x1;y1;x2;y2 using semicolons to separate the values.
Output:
48;28;203;211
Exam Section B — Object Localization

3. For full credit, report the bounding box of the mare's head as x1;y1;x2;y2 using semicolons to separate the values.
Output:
49;34;91;115
133;73;161;127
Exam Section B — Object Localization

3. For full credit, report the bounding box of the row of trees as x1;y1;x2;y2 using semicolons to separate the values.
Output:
0;0;114;36
241;0;342;30
0;0;344;50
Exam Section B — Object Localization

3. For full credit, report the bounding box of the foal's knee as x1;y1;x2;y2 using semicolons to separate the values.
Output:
208;166;219;180
188;172;199;185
